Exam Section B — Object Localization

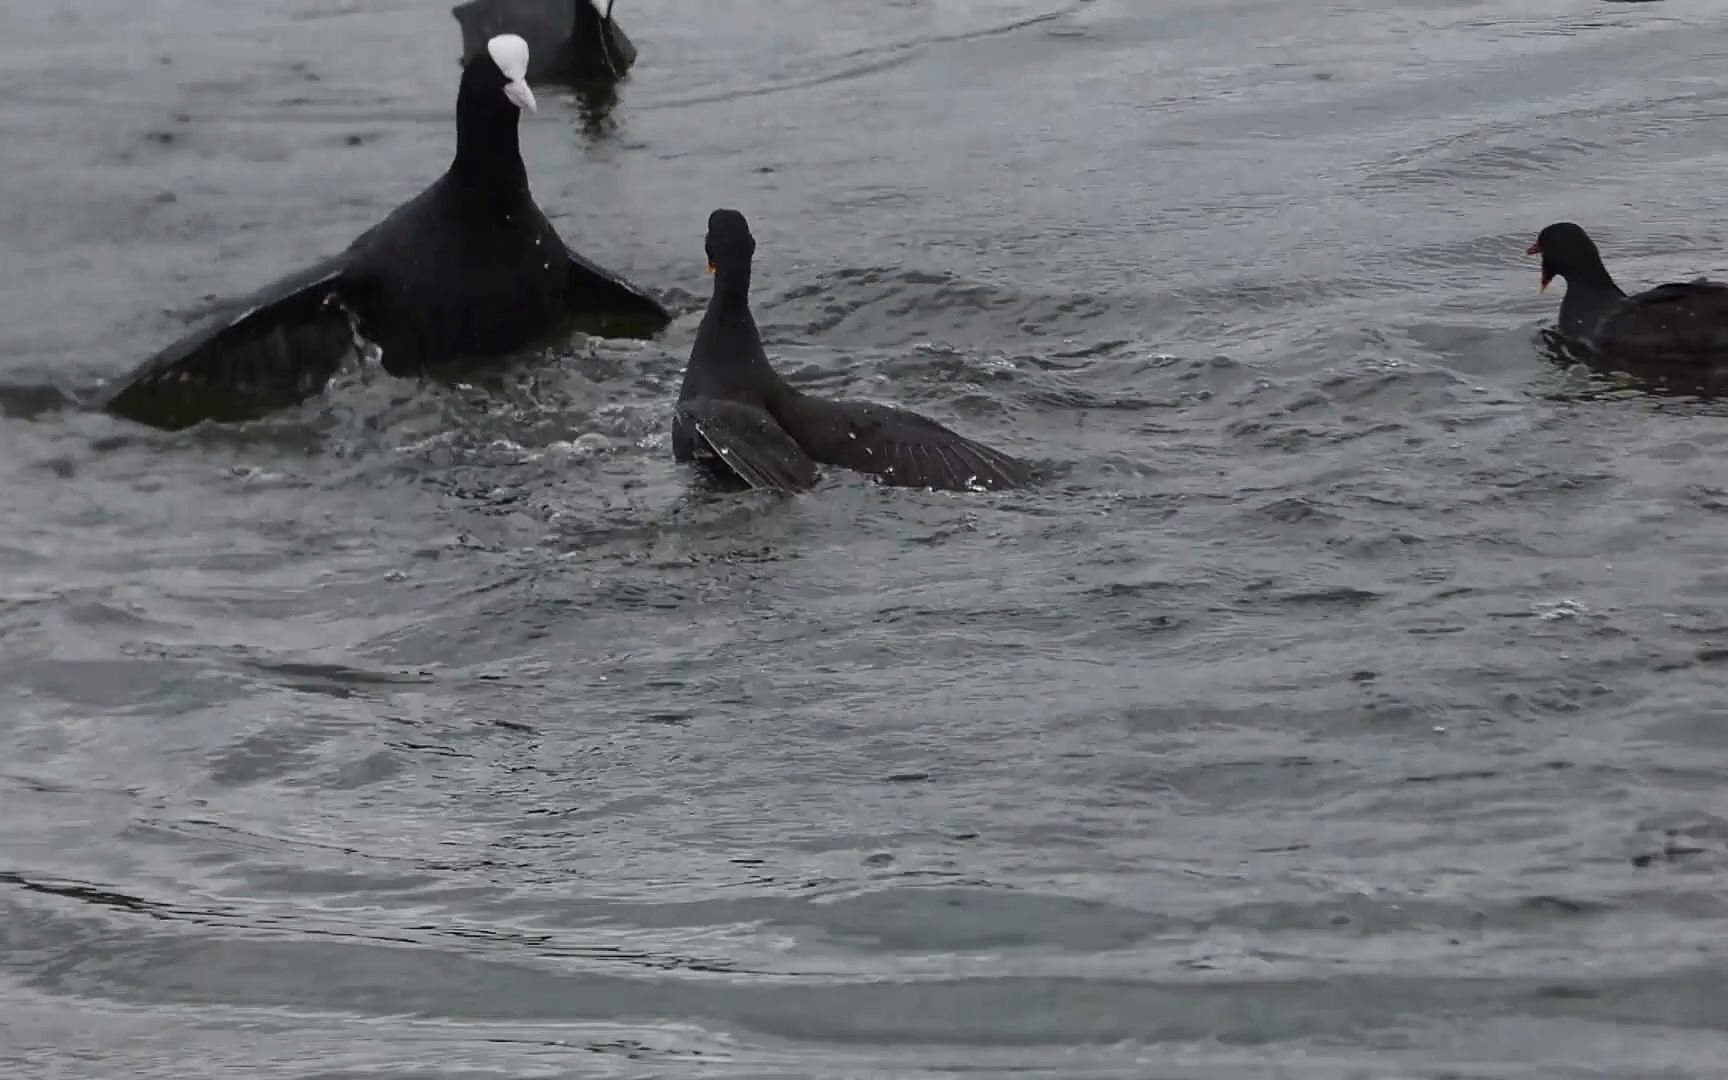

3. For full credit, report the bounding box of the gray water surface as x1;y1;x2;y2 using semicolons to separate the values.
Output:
5;0;1728;1076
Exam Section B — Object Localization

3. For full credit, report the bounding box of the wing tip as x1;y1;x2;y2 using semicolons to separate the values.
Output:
104;294;356;431
568;291;673;341
911;437;1037;494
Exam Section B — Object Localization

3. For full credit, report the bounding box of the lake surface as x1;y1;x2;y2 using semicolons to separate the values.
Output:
4;0;1728;1075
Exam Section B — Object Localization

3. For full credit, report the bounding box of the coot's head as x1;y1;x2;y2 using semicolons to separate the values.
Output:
1526;222;1607;292
705;209;756;274
462;33;537;115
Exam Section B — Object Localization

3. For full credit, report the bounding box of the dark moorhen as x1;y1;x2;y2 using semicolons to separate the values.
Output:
673;209;1034;494
1529;221;1728;385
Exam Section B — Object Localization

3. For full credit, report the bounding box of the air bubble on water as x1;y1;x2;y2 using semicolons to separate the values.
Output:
1534;598;1588;621
558;433;614;456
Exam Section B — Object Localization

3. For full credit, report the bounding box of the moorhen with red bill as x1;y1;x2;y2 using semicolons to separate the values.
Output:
1528;222;1728;382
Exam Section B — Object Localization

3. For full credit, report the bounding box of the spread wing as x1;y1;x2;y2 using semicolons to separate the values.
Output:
674;397;819;492
102;256;359;430
782;394;1033;492
563;242;672;340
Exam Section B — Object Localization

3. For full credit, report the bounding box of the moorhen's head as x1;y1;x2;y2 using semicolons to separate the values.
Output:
705;208;756;275
1526;222;1609;292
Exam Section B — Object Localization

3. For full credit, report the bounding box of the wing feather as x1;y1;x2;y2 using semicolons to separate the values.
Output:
783;395;1033;492
675;397;819;492
563;242;672;340
102;257;358;430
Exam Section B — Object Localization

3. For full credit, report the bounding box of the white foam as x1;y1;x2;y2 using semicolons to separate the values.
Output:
487;34;530;83
589;0;615;18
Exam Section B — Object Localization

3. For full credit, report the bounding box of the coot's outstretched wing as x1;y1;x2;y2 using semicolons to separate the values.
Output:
675;397;819;492
102;256;359;430
562;242;672;339
782;395;1033;493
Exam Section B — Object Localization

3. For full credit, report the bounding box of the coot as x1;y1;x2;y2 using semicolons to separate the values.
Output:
105;35;669;430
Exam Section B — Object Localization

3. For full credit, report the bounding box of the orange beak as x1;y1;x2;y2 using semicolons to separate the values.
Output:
707;260;716;274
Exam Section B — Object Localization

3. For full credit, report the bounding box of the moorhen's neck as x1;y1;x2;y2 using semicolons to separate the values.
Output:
692;257;770;383
1563;254;1620;295
452;82;529;195
708;260;754;314
1557;261;1627;339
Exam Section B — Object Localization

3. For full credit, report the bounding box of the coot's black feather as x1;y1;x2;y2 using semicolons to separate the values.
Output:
452;0;637;85
673;209;1034;494
102;257;356;429
563;238;672;338
105;34;668;431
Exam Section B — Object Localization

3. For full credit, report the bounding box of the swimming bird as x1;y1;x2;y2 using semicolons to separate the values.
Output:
1528;222;1728;381
673;209;1033;494
453;0;637;85
104;34;670;430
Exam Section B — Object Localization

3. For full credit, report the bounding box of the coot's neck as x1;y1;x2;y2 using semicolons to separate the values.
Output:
452;81;529;196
